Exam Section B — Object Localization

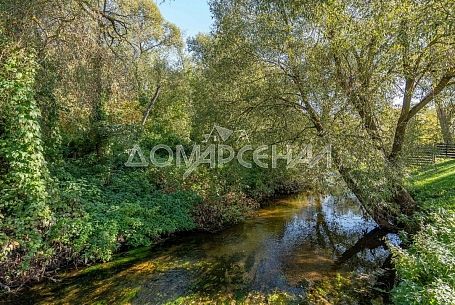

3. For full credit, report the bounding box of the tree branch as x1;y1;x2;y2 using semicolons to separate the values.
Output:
408;72;455;119
141;85;161;126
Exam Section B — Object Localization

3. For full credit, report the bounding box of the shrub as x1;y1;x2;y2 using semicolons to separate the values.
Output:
193;191;259;231
48;167;201;262
392;211;455;305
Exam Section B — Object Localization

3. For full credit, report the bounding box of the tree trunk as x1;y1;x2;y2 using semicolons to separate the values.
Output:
393;184;416;217
331;148;399;230
436;98;453;144
388;116;409;164
90;51;107;158
291;69;409;230
141;85;161;126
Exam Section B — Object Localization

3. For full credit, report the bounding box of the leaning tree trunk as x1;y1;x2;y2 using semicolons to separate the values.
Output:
292;72;408;229
331;148;400;230
290;61;417;229
141;85;161;127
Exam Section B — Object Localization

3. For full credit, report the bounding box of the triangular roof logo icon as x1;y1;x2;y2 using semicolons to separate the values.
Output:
125;144;149;167
214;125;233;142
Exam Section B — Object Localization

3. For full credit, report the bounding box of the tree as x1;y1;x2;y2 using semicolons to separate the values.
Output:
1;0;182;157
204;0;455;229
435;88;455;144
0;33;51;283
0;0;184;286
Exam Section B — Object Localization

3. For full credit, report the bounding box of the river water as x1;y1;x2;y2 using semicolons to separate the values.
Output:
5;193;398;304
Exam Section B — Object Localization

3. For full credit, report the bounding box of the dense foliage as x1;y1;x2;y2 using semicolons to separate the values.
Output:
0;0;454;304
0;0;306;289
392;161;455;304
0;37;52;285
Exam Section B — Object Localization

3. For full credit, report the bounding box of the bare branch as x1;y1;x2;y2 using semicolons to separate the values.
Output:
141;85;162;126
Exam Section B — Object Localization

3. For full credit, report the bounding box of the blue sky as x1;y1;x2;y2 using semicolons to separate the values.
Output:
157;0;213;38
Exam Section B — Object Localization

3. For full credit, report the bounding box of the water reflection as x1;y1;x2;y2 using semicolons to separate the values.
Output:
4;193;398;304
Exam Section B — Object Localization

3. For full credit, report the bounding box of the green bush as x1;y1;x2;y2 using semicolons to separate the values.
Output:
393;161;455;305
193;191;259;231
48;166;201;262
392;212;455;305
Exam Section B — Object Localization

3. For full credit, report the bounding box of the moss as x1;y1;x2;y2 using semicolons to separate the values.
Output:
79;247;152;276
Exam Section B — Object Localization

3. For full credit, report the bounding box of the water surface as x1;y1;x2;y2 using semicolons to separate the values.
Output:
5;193;397;304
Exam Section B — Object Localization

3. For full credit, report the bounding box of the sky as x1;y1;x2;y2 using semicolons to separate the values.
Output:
157;0;213;39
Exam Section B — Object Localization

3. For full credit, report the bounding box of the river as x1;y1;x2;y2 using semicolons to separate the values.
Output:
4;192;398;304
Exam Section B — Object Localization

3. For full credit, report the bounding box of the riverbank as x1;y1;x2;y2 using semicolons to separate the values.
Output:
4;160;453;304
2;193;396;305
0;152;310;293
391;159;455;304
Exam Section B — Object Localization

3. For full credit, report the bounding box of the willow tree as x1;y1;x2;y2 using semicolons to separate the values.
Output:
206;0;455;229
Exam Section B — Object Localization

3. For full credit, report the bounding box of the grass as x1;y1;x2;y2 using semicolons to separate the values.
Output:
409;159;455;211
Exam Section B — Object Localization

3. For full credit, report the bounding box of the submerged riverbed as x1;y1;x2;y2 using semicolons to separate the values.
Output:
4;193;398;304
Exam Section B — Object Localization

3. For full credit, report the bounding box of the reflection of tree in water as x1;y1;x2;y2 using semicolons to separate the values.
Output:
334;227;390;266
283;194;396;285
138;200;397;303
6;193;398;305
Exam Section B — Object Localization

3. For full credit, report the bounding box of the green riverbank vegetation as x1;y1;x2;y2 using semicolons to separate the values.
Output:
1;0;454;304
392;160;455;304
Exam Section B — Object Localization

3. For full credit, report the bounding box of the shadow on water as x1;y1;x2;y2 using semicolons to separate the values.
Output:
3;193;399;304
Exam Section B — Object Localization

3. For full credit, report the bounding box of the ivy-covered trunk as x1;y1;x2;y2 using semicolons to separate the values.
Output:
0;42;52;287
